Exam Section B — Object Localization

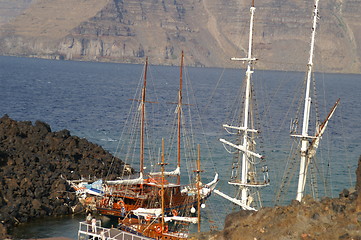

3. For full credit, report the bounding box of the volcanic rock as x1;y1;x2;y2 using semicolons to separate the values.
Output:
0;115;130;239
191;155;361;240
356;156;361;212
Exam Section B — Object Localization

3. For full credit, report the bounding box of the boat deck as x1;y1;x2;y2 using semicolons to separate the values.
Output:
77;221;153;240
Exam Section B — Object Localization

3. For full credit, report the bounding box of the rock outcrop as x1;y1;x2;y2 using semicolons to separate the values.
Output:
356;156;361;213
0;0;360;73
0;115;129;239
191;156;361;240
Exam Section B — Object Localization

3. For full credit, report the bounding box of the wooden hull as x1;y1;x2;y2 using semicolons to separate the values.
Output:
119;219;188;240
96;182;210;218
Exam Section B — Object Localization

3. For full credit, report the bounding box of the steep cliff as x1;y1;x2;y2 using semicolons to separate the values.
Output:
0;0;360;73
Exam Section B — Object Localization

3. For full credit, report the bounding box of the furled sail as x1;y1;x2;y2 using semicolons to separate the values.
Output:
132;207;162;217
205;173;219;190
149;166;180;176
164;216;198;224
106;173;144;185
307;99;340;159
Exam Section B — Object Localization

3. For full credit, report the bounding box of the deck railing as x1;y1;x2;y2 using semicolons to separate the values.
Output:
77;221;152;240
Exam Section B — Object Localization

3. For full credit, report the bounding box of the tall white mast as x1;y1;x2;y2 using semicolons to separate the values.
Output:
217;0;268;210
177;51;184;185
296;0;320;202
240;0;256;205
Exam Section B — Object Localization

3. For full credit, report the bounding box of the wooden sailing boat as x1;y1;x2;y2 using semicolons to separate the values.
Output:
275;0;340;204
214;0;270;211
78;144;188;240
116;139;202;239
76;56;208;240
95;53;218;217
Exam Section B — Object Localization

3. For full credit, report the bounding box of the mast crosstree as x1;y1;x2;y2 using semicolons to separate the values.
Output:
215;0;269;211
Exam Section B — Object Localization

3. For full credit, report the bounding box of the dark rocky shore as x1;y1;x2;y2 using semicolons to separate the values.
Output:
0;115;129;239
191;156;361;240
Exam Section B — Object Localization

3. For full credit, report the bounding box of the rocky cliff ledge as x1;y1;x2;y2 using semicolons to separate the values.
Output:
191;156;361;240
0;115;129;239
0;0;360;73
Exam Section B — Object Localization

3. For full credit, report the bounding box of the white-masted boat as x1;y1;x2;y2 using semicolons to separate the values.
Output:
214;0;270;211
275;0;340;204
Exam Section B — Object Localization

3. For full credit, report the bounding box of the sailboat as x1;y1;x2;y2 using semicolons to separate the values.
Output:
275;0;340;204
91;53;218;218
116;139;204;240
213;0;270;211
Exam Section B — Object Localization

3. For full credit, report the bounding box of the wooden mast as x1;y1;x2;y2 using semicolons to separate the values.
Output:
195;144;203;232
140;57;148;175
177;51;184;185
160;138;168;234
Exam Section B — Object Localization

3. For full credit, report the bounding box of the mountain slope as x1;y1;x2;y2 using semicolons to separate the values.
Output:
0;0;360;73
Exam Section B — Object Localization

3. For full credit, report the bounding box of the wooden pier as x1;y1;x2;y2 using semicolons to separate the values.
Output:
77;221;153;240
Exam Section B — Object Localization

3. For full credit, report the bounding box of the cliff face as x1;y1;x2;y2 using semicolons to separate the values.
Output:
0;0;360;73
0;0;35;25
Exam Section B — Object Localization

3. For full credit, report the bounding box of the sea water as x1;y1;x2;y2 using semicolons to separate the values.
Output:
0;56;359;239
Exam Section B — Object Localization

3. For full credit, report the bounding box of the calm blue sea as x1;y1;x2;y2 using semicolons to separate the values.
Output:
0;56;359;239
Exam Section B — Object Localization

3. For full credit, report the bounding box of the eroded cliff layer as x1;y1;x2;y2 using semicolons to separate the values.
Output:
0;0;360;73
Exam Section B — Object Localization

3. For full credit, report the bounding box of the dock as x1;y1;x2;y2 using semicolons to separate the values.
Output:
77;221;153;240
